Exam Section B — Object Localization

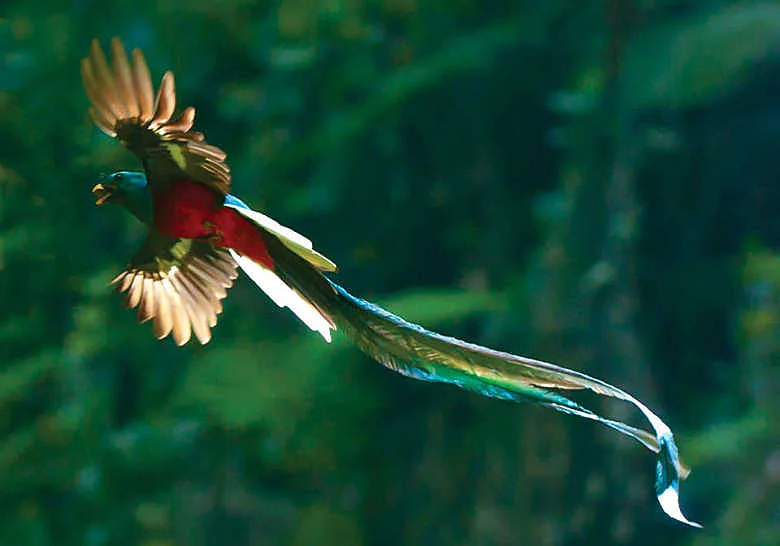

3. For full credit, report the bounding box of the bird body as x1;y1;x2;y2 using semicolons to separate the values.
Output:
151;177;275;268
83;38;699;527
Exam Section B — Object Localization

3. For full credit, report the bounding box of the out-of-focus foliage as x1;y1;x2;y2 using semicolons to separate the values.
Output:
0;0;778;544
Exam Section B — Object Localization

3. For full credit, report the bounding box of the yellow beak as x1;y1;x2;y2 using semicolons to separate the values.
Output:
91;183;116;205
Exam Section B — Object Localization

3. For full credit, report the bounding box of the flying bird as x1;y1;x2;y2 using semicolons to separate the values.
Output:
82;38;699;527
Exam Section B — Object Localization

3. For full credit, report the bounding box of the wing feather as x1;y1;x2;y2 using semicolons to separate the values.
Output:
89;39;128;119
161;276;191;346
112;234;239;345
82;38;231;195
176;270;222;323
163;106;196;134
138;276;155;323
125;274;143;308
151;71;176;127
82;60;119;124
110;38;139;118
168;273;211;344
131;48;155;122
153;278;173;339
187;262;230;297
88;106;117;137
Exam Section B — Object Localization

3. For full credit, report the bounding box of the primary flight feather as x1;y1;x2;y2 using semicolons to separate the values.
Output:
83;38;699;527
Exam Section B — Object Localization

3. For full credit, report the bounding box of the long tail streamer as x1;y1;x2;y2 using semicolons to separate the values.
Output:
328;282;700;527
229;202;700;527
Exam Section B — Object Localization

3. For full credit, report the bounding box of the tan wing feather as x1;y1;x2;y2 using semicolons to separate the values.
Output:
138;276;156;323
131;47;155;122
89;39;128;119
151;71;176;128
153;278;173;339
110;38;140;118
112;236;239;345
167;274;211;344
163;106;196;134
83;38;232;195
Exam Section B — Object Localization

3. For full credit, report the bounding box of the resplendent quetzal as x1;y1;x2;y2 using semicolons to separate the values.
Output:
83;38;699;527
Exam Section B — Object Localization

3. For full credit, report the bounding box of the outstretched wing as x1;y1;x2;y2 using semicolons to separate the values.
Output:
82;38;230;194
112;234;239;345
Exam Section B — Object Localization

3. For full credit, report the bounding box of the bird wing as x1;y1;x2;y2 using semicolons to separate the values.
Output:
112;234;239;345
82;38;230;195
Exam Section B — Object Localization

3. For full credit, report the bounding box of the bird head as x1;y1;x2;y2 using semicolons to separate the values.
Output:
92;171;148;206
92;171;153;224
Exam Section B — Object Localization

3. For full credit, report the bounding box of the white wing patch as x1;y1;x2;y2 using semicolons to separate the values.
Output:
229;249;333;342
224;203;337;272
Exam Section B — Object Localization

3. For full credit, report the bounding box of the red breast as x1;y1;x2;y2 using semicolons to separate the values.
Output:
152;179;274;269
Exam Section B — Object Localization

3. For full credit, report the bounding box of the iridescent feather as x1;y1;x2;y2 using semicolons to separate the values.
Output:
258;232;701;528
84;38;700;528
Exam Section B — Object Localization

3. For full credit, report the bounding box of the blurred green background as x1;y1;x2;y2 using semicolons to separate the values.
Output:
1;0;779;544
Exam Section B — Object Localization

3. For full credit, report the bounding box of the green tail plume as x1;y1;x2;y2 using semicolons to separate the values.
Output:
262;233;700;527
